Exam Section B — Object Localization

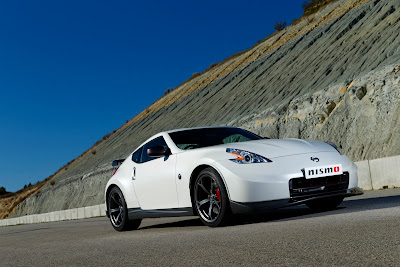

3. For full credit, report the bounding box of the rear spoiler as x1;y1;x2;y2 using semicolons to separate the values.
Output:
112;159;125;167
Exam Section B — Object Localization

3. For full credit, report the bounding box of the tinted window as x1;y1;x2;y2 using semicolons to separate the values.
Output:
141;136;169;163
132;147;142;163
169;127;261;150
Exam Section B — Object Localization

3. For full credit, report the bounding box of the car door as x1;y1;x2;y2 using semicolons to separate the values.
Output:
131;136;178;210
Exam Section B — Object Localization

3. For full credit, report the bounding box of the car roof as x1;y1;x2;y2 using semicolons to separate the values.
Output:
163;126;239;134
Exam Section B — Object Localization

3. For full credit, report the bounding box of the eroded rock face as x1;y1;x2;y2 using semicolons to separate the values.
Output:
237;65;400;161
11;0;400;217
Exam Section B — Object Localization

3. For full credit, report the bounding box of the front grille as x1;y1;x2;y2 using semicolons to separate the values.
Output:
289;172;349;201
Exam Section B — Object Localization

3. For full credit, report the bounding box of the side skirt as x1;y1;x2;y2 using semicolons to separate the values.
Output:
128;207;194;220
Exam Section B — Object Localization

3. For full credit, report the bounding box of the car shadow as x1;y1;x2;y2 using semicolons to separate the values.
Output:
139;194;400;230
229;206;343;226
139;217;204;230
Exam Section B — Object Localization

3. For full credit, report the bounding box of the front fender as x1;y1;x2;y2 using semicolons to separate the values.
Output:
175;152;232;208
105;172;140;211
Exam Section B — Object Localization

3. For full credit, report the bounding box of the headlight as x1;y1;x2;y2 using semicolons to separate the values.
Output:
226;148;272;164
325;141;342;154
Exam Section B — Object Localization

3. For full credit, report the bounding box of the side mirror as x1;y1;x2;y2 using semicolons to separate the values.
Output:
147;146;170;157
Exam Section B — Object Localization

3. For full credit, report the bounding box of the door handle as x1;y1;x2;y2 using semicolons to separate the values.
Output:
132;167;136;180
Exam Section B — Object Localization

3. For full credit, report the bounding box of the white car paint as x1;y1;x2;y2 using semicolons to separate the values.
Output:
105;127;361;216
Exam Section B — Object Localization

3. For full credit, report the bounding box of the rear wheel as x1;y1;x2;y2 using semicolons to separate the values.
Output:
194;168;230;227
306;196;344;211
108;187;142;231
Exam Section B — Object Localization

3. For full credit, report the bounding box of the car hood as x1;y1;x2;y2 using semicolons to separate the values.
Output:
220;138;336;159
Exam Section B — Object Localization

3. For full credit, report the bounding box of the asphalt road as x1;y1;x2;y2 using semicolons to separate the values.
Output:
1;189;400;266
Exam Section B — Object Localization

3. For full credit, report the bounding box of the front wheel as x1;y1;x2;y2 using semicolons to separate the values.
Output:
306;196;344;211
108;187;142;231
194;168;230;227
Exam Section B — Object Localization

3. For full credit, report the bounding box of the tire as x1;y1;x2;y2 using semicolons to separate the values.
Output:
194;167;230;227
108;186;142;231
306;196;344;211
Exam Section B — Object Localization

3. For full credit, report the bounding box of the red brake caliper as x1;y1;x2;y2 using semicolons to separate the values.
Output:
216;188;221;201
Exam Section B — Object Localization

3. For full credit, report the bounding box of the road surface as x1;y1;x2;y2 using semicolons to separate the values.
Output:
1;189;400;266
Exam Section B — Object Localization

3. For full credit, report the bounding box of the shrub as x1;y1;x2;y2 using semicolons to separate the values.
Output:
274;21;287;31
0;186;7;195
102;133;112;140
191;72;201;79
93;140;102;146
164;88;174;95
205;63;220;72
50;181;55;186
91;150;97;155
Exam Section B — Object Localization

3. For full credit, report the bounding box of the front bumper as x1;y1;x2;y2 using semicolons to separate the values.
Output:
215;152;359;203
230;187;364;214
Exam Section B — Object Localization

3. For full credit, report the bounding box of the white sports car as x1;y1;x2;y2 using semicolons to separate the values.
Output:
105;126;363;231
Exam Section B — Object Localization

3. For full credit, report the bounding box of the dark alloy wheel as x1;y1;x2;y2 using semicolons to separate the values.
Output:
194;167;230;227
306;196;344;211
108;187;142;231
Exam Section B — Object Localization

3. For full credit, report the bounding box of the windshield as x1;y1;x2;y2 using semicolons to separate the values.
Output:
169;127;262;150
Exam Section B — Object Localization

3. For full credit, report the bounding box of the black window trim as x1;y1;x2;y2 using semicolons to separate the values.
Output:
131;146;143;163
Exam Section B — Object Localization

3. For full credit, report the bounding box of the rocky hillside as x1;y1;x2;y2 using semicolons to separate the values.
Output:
9;0;400;217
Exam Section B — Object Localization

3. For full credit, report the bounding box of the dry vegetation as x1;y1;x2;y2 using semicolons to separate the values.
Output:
303;0;341;15
0;180;49;219
1;0;372;220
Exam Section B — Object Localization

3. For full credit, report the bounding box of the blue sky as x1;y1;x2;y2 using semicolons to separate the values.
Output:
0;0;303;192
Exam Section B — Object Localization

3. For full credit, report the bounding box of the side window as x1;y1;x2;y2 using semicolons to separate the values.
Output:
131;147;142;163
141;136;168;163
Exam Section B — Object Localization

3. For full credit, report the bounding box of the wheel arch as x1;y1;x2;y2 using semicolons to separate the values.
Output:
105;184;119;216
189;164;231;212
